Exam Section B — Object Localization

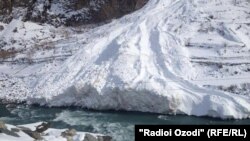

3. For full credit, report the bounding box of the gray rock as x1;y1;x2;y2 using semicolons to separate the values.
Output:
0;25;3;31
22;130;43;140
17;126;32;132
12;27;17;33
0;121;7;129
97;135;112;141
0;128;20;137
11;128;20;132
66;136;73;141
35;122;50;133
17;126;43;140
83;133;98;141
83;133;112;141
61;128;77;137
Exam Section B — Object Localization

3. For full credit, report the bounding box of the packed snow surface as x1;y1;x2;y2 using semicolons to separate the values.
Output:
1;0;250;119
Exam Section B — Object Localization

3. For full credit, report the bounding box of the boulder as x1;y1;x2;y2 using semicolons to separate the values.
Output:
22;130;43;140
83;133;113;141
17;125;44;139
11;128;20;132
66;136;74;141
61;128;77;137
35;122;50;133
83;133;98;141
0;121;7;129
97;135;112;141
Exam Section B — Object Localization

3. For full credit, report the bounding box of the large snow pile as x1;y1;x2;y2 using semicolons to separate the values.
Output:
1;0;250;119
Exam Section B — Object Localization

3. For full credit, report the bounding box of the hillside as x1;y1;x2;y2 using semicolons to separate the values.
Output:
0;0;147;26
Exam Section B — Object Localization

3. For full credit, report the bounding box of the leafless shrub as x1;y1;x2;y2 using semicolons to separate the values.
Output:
0;48;18;59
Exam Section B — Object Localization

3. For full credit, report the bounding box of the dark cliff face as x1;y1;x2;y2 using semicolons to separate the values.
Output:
0;0;30;14
94;0;148;22
0;0;148;26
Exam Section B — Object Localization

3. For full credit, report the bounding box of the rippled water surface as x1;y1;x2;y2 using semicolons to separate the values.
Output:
0;104;250;141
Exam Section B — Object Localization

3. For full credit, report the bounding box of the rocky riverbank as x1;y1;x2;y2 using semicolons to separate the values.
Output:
0;121;112;141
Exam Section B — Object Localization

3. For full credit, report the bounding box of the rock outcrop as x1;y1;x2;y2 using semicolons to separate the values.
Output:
0;0;148;26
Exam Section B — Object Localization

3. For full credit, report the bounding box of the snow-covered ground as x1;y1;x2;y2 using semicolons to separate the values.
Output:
1;0;250;119
0;122;105;141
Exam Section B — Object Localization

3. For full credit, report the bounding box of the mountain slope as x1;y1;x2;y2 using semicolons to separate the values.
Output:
1;0;250;119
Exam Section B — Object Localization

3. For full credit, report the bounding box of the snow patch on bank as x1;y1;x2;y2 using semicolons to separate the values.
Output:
0;122;104;141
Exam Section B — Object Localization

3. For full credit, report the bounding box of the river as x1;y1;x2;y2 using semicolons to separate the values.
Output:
0;104;250;141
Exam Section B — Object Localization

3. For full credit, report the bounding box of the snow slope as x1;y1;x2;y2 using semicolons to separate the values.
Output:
1;0;250;119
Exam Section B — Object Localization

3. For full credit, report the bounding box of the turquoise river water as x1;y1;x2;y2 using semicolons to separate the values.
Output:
0;104;250;141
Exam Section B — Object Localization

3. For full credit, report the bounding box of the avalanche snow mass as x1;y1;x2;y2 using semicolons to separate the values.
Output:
1;0;250;119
